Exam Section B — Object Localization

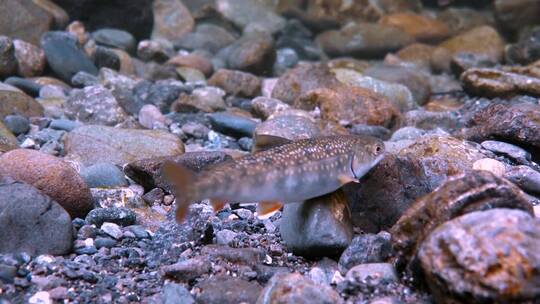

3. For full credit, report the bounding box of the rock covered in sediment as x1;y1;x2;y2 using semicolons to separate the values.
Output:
419;209;540;303
390;170;533;272
257;273;342;304
64;125;185;166
0;149;94;219
0;177;73;255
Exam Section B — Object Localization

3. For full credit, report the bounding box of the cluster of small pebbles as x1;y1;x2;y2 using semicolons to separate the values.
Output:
1;0;540;303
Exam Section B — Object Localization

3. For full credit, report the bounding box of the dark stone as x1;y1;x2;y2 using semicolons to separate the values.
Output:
481;140;531;164
85;207;136;227
94;237;117;249
281;190;353;258
124;151;232;191
196;275;262;304
80;162;128;188
391;170;534;273
162;283;195;304
4;77;42;97
0;177;73;255
419;209;540;303
218;33;276;75
338;231;392;273
504;165;540;195
92;28;136;53
208;113;258;138
49;119;81;132
71;71;99;87
94;46;121;70
174;24;236;54
0;264;17;284
52;0;153;40
3;115;30;135
0;36;17;78
40;31;98;83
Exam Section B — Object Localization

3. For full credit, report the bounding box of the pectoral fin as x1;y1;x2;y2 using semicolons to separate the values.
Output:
210;199;227;212
338;174;358;185
256;201;283;219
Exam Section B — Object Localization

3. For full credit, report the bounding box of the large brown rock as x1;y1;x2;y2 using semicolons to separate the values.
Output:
0;149;94;218
419;209;540;303
0;83;44;119
461;68;540;98
294;85;401;129
65;125;185;166
0;0;53;45
391;171;534;273
271;63;339;104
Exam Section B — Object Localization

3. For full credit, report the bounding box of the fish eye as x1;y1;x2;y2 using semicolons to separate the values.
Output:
374;145;382;153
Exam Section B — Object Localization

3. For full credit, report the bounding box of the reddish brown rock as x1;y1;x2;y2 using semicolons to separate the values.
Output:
379;13;450;43
0;83;44;119
419;209;540;303
0;149;94;218
271;63;339;104
395;43;437;70
221;33;275;75
0;0;53;45
166;53;212;76
391;170;533;273
462;102;540;157
207;69;261;97
13;39;46;77
294;85;401;129
461;68;540;98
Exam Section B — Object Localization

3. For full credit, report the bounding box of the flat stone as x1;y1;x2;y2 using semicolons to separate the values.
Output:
92;28;136;53
0;36;17;78
0;149;94;218
345;263;398;284
419;209;540;303
80;162;128;188
161;258;211;282
208;113;258;138
218;33;276;75
196;275;262;304
281;190;353;258
461;68;540;98
0;178;73;255
504;165;540;195
64;125;185;166
257;273;342;304
85;207;136;227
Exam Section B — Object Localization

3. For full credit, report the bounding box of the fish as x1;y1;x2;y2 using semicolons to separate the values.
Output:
162;135;385;222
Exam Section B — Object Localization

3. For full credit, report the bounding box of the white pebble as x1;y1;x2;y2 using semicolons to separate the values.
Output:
29;291;51;304
101;222;123;239
472;158;507;177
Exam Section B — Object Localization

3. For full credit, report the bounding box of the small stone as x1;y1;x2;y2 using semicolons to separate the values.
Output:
138;104;167;129
174;23;236;54
94;237;117;249
257;273;342;304
379;12;450;43
316;23;413;58
216;0;285;35
338;232;392;273
0;149;93;218
48;286;68;300
201;245;265;265
281;190;353;258
127;225;150;239
29;291;51;304
162;283;195;304
216;229;237;246
251;96;290;119
0;36;17;78
172;87;226;113
65;85;128;126
152;0;194;42
481;140;531;164
350;124;391;140
49;119;80;132
101;222;123;239
0;82;44;119
142;188;165;205
208;113;257;138
389;126;426;141
207;69;261;97
137;39;173;62
161;258;211;282
85;207;136;227
3;114;29;135
345;263;398;284
196;275;262;304
419;209;540;303
504;165;540;195
92;28;136;53
218;33;275;74
13;39;46;77
166;53;212;76
40;31;98;83
472;158;507;177
80;162;128;188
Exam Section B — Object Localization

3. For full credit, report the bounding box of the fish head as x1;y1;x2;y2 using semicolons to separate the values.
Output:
350;137;385;179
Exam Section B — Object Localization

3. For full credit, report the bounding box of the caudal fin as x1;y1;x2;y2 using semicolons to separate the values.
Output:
161;161;196;223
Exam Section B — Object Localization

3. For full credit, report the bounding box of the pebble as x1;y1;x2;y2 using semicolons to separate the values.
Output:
480;140;531;164
3;114;30;135
101;222;123;239
504;165;540;194
162;283;195;304
345;263;398;284
95;237;117;249
208;113;258;138
472;158;507;177
138;104;167;129
29;291;52;304
216;229;237;246
80;162;128;188
85;207;137;227
257;273;342;304
338;232;392;273
49;119;81;132
92;28;136;53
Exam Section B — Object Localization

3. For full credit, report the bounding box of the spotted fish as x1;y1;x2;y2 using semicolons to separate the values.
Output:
163;135;385;222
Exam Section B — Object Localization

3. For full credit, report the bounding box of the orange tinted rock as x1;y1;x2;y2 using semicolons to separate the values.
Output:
295;85;401;129
0;149;93;218
380;13;450;43
166;53;213;76
396;43;437;69
207;69;261;97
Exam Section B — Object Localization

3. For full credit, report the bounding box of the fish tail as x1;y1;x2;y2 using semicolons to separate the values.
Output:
161;161;197;223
